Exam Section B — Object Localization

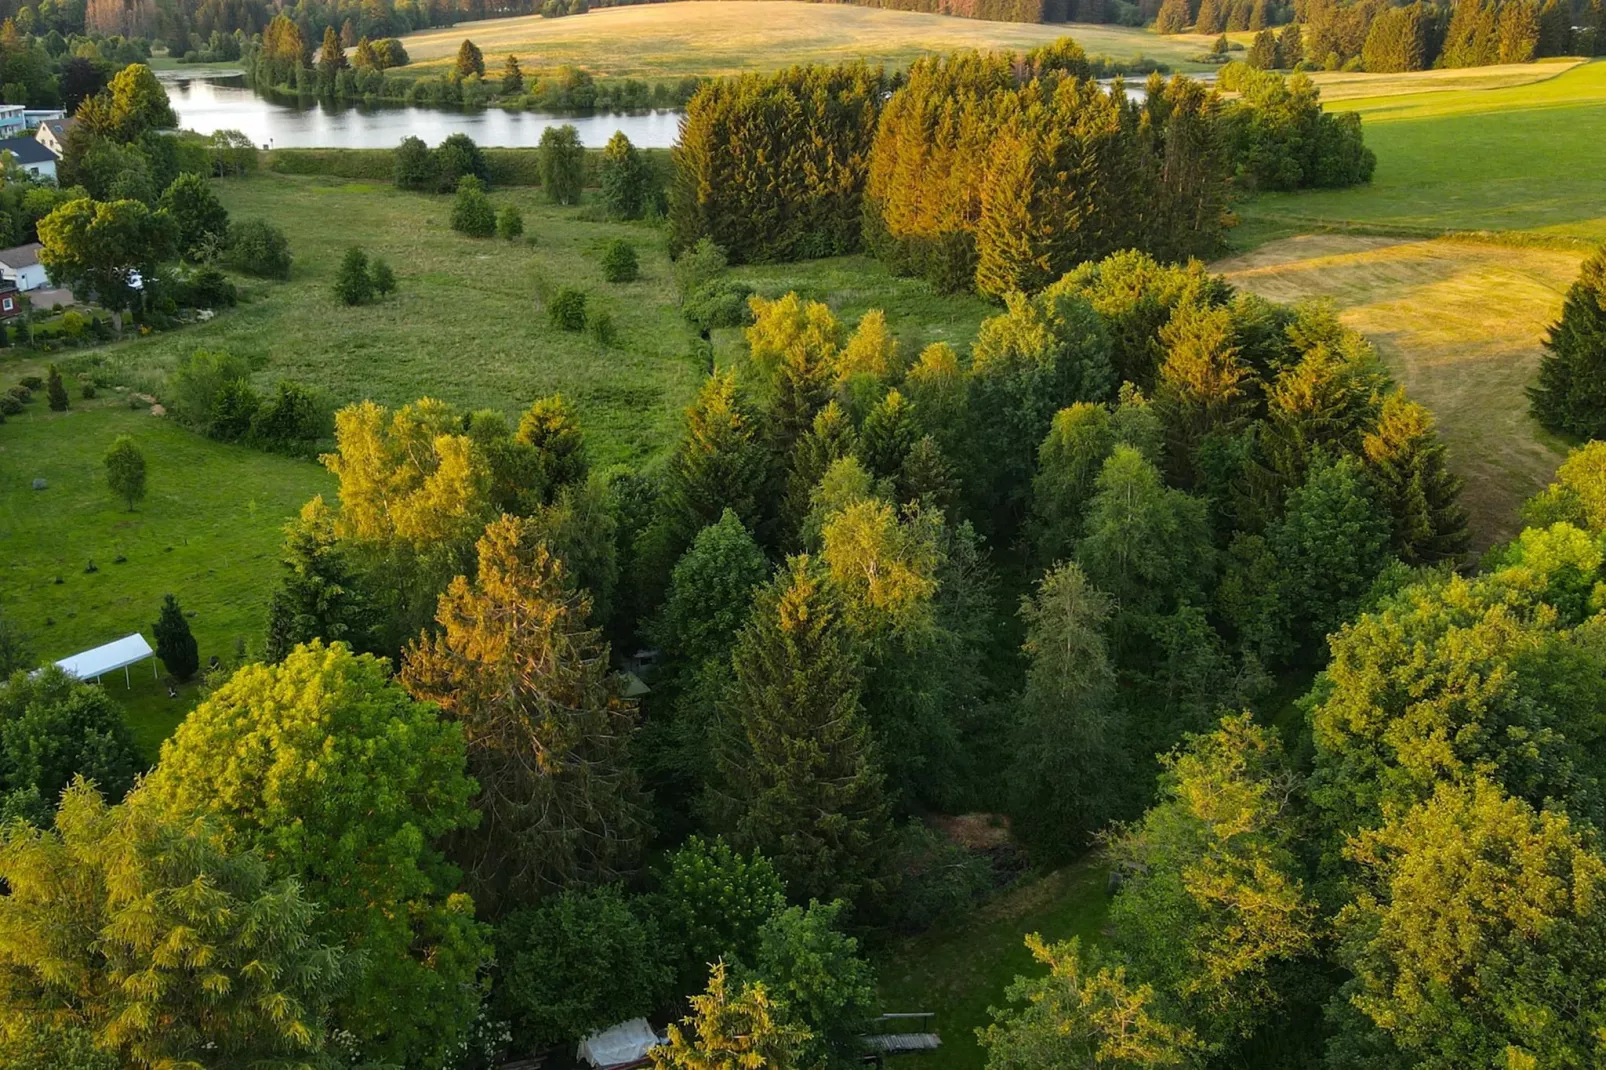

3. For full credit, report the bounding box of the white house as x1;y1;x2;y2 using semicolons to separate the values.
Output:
0;104;25;139
0;136;56;180
0;243;49;291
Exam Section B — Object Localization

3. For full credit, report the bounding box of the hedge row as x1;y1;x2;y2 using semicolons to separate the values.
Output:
264;146;674;188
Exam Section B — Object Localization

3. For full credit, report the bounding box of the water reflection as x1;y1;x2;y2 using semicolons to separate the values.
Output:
164;76;685;150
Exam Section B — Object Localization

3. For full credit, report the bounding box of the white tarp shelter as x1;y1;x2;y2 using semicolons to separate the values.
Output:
578;1018;661;1069
55;633;157;688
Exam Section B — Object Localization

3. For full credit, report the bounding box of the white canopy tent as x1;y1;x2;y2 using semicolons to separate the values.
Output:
55;633;157;688
577;1018;662;1070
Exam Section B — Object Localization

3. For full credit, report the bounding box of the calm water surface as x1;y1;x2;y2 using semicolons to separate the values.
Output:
164;76;685;149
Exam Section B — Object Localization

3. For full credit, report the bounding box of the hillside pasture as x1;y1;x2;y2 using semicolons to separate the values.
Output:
394;2;1211;80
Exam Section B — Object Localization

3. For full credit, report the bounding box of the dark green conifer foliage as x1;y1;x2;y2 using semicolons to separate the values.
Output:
1361;391;1469;565
45;365;68;411
1530;246;1606;440
599;131;651;220
713;557;892;907
153;593;199;681
1249;28;1280;68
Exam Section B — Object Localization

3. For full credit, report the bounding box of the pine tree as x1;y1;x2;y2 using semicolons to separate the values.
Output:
454;38;484;79
1361;391;1469;565
1497;0;1540;62
45;364;68;411
153;593;199;681
401;515;649;906
857;389;921;483
1249;0;1268;30
1278;21;1304;66
1196;0;1225;35
262;497;376;662
662;373;770;545
501;53;524;94
781;401;856;544
713;557;892;907
1249;27;1280;67
353;36;380;70
317;25;346;73
1155;0;1191;32
333;246;372;305
1154;301;1256;486
1529;245;1606;440
1009;562;1126;860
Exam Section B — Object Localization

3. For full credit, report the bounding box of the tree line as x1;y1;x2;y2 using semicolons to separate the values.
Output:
1294;0;1603;71
671;40;1373;294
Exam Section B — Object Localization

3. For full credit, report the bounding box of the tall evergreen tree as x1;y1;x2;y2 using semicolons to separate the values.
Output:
152;593;198;681
1360;391;1469;564
401;515;649;907
712;557;891;908
1009;563;1126;860
662;373;771;545
1031;402;1114;565
263;496;377;662
599;131;650;220
1154;301;1256;486
1155;0;1190;32
454;37;484;78
1196;0;1225;34
316;24;346;73
1529;244;1606;439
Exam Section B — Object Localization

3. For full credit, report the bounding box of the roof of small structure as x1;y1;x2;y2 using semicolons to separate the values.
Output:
55;633;155;679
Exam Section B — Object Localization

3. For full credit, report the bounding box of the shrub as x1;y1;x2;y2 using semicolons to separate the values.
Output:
548;287;586;330
587;308;616;345
169;349;252;430
0;394;19;415
393;134;437;190
450;176;496;238
434;132;490;193
335;247;374;305
496;204;524;239
251;379;329;451
81;381;96;399
185;266;238;309
537;124;585;205
600;239;638;283
672;238;727;301
18;376;41;391
371;257;397;296
224;218;293;279
682;278;755;331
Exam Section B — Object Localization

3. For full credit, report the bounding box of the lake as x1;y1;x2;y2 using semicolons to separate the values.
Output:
163;76;686;150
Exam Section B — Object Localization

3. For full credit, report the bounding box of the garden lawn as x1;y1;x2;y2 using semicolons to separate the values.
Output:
875;860;1111;1070
1235;58;1606;247
395;2;1213;81
0;387;331;756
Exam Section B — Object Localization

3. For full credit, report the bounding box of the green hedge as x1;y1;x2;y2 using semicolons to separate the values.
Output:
264;146;673;188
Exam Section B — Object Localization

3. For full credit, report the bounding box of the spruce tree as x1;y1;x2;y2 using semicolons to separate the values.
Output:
1361;391;1469;565
454;38;484;79
599;131;649;220
1155;0;1191;33
780;401;855;544
713;557;892;908
153;593;199;681
333;247;372;305
45;364;68;411
1248;0;1268;30
662;373;770;545
1031;402;1114;565
317;25;346;74
857;389;920;483
501;53;524;94
1529;245;1606;440
1196;0;1225;35
262;497;376;663
1154;301;1255;487
1279;21;1304;66
1249;28;1280;68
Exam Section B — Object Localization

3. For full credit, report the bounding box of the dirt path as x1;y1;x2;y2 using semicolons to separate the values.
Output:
1215;234;1583;548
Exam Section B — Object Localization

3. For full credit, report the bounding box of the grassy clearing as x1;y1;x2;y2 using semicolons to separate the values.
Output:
87;171;994;466
0;384;332;755
1236;58;1606;247
1217;234;1580;548
396;2;1212;81
876;860;1111;1070
1304;56;1584;101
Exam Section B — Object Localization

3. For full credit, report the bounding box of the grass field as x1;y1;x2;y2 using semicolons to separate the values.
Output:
877;860;1111;1070
87;172;994;468
396;2;1212;81
1236;58;1606;247
0;381;332;755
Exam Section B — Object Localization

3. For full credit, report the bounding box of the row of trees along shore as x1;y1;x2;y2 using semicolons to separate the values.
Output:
671;41;1373;296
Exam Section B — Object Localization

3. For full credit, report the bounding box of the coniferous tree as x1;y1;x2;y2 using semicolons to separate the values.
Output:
1278;21;1304;66
1196;0;1225;34
1249;0;1268;30
1154;301;1256;486
712;557;892;908
1009;563;1126;860
780;401;856;544
599;131;650;220
1529;245;1606;439
1361;391;1469;565
153;593;198;681
316;25;346;74
45;365;68;411
659;373;771;549
262;496;377;662
1249;27;1280;68
1496;0;1540;62
1536;0;1572;55
401;515;649;907
501;53;524;94
334;246;372;305
1155;0;1190;32
652;963;809;1070
1031;402;1114;564
454;38;484;78
857;389;921;484
353;35;380;70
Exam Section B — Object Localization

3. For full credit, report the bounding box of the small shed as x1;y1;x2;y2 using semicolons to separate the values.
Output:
577;1018;662;1070
55;633;158;688
0;242;47;291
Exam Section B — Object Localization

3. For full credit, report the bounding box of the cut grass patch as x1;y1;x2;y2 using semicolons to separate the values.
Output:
0;389;332;756
876;859;1111;1070
395;2;1212;82
1216;234;1579;548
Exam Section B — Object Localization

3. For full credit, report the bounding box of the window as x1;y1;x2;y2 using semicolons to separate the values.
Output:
3;298;13;311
